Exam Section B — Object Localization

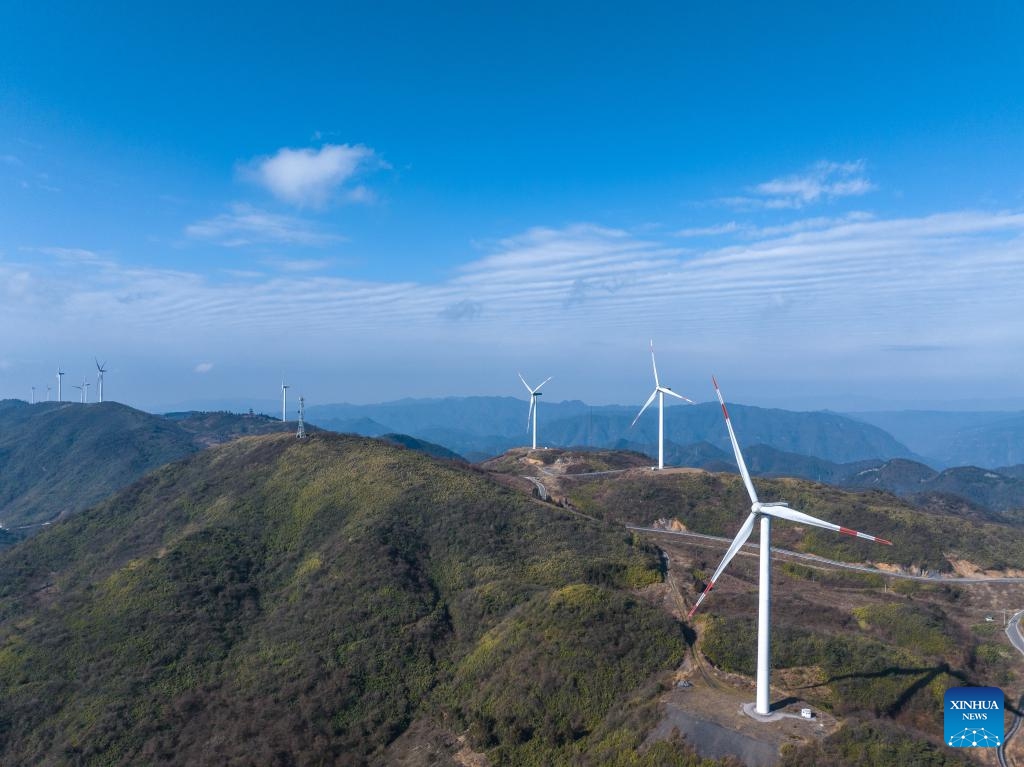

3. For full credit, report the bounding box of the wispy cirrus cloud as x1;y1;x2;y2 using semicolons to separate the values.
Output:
194;362;215;373
7;209;1024;402
720;160;875;210
185;204;341;247
241;144;384;208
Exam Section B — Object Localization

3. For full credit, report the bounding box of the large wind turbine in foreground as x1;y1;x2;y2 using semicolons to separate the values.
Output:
630;341;693;470
688;377;892;716
518;373;551;450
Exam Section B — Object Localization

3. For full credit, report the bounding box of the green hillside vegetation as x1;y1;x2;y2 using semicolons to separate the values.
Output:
0;401;199;528
0;433;694;766
564;470;1024;572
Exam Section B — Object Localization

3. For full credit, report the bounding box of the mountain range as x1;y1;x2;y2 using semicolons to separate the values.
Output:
308;397;917;465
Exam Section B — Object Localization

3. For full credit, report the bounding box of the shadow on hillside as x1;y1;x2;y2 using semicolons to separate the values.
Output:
798;663;970;716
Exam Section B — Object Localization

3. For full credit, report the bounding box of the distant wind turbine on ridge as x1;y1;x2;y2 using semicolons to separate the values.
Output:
72;383;83;403
281;381;290;422
56;368;64;402
518;373;551;450
687;377;893;717
630;340;693;470
95;359;108;403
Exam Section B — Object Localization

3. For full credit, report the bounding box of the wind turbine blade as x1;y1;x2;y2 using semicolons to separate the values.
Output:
760;505;892;545
659;387;694;403
534;376;552;392
712;376;759;505
687;511;758;618
649;340;660;387
518;372;533;394
527;395;535;430
630;389;658;428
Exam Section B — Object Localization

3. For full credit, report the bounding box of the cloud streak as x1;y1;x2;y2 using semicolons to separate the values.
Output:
185;204;341;247
720;160;875;210
7;209;1024;399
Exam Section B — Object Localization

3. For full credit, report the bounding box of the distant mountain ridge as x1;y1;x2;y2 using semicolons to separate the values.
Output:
309;397;916;465
848;410;1024;468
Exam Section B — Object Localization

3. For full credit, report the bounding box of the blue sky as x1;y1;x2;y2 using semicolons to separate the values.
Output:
1;3;1023;411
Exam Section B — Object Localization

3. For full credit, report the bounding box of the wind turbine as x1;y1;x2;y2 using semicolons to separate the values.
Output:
46;385;51;402
83;380;90;403
56;368;64;402
688;377;893;716
30;386;36;404
95;359;108;403
72;383;83;403
518;373;551;450
281;381;290;423
630;340;694;470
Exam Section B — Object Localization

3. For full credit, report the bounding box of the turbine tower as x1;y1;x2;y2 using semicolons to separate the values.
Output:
83;381;90;403
296;396;307;439
30;386;36;405
518;373;551;450
688;377;893;716
72;383;83;403
630;340;693;469
281;381;290;423
46;385;51;402
57;368;64;402
95;359;108;403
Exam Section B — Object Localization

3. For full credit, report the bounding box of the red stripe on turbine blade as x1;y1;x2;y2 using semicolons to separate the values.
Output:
687;581;715;618
839;527;858;537
876;537;893;546
721;403;730;420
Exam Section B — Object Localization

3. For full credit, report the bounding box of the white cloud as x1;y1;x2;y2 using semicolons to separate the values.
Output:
185;204;341;247
243;144;381;207
194;362;214;373
721;160;875;210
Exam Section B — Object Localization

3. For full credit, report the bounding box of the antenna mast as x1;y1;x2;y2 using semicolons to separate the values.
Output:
296;396;307;439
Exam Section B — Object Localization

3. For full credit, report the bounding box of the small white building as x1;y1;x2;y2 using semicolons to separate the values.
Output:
800;708;814;719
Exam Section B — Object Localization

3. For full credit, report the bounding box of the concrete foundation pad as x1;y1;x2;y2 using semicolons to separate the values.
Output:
741;702;806;723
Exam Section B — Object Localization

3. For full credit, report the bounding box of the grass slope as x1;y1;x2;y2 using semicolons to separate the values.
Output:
0;433;688;766
564;470;1024;573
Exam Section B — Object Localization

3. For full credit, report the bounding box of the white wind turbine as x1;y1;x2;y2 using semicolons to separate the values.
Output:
72;383;83;403
688;377;893;716
95;359;108;403
281;381;290;423
630;340;693;470
57;368;65;402
518;373;551;450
